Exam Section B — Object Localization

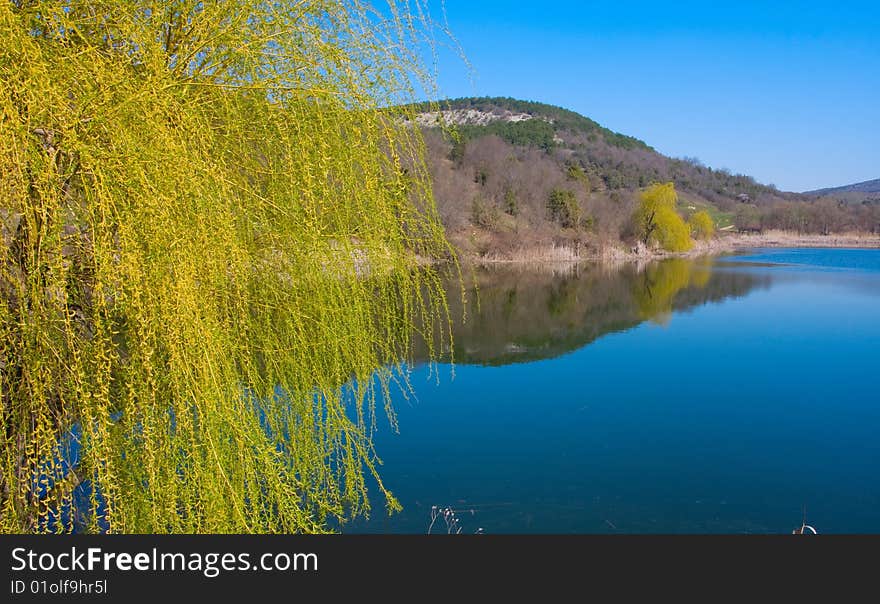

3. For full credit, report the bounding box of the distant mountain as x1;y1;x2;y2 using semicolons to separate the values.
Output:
806;178;880;197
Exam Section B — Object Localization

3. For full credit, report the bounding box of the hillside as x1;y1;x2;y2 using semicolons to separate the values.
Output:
418;98;880;259
805;178;880;204
807;178;880;195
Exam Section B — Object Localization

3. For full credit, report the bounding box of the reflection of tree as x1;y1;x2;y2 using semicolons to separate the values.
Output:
546;277;579;317
417;259;769;366
633;258;708;324
502;288;518;321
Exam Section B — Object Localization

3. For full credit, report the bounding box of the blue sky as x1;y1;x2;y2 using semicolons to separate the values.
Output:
428;1;878;192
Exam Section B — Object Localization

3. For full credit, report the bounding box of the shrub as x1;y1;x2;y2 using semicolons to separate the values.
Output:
547;188;582;229
472;195;499;228
689;210;715;240
474;166;488;186
503;188;519;216
566;164;591;192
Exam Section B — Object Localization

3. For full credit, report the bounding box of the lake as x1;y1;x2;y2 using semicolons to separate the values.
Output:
350;248;880;534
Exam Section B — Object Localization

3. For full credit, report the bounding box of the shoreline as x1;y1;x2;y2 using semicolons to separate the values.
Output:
456;230;880;266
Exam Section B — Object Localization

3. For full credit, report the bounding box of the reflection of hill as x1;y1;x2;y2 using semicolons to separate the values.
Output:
424;258;769;366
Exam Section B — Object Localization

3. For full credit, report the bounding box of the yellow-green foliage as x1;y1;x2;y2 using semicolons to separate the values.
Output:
547;188;581;229
566;164;591;193
689;210;715;241
632;258;711;324
0;1;455;533
634;183;693;252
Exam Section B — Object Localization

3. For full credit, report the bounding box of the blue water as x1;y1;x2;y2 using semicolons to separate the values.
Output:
351;249;880;534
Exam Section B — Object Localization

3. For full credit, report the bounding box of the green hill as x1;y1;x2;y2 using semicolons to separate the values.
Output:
428;97;653;151
416;97;880;259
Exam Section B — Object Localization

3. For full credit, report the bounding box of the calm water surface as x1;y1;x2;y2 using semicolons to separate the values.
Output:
351;248;880;534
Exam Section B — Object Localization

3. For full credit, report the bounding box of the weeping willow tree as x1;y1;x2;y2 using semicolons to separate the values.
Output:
634;183;694;252
0;1;459;533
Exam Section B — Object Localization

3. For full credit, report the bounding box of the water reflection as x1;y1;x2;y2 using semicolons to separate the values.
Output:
426;257;770;366
354;249;880;534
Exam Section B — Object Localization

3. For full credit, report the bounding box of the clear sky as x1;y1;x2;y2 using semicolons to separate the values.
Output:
429;1;879;192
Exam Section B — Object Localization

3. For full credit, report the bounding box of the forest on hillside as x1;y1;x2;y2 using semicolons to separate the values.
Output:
419;98;880;258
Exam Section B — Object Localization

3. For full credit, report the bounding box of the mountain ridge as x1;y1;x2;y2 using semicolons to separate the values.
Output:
805;178;880;196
